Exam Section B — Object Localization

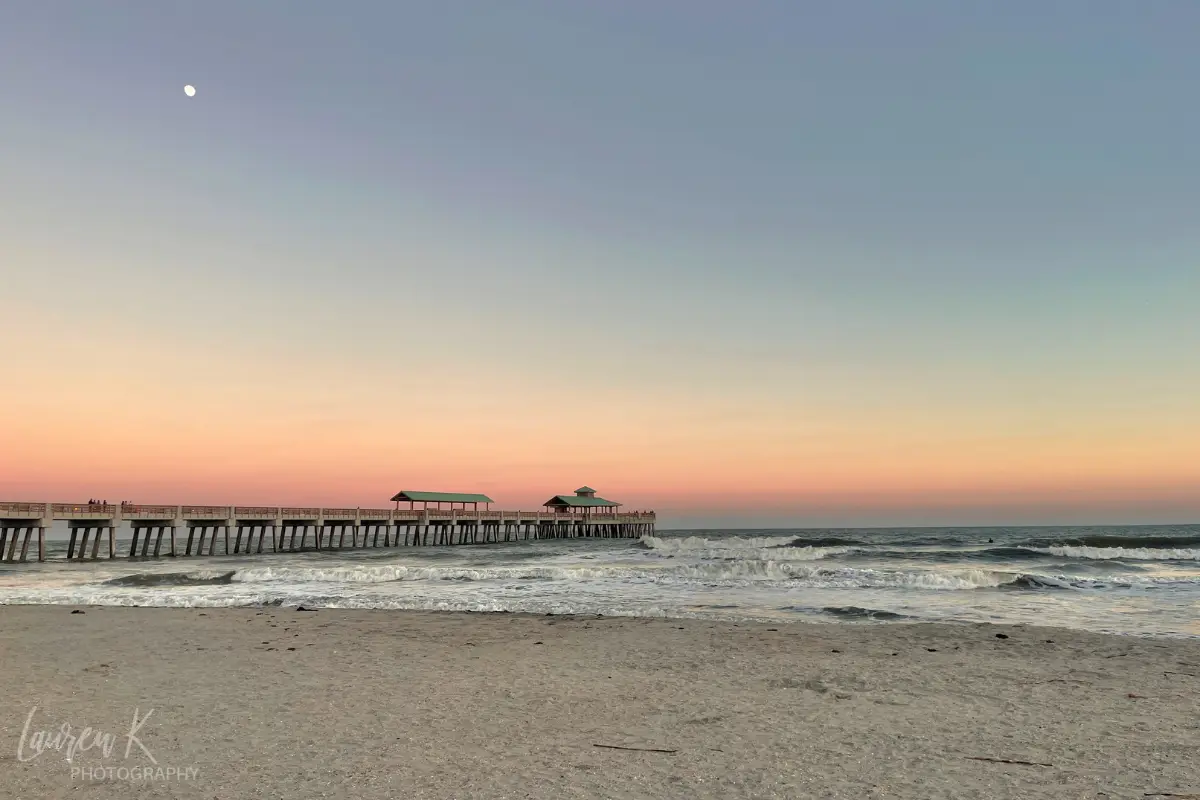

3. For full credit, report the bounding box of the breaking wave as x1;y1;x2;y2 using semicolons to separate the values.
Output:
1024;546;1200;562
782;537;865;548
1017;534;1200;549
3;523;1198;636
639;534;855;561
814;606;914;621
225;561;1030;591
102;571;236;587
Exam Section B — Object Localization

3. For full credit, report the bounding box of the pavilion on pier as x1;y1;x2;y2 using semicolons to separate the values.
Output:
541;486;621;516
390;491;494;512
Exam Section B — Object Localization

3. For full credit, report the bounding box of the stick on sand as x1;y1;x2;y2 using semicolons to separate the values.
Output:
593;744;678;754
965;756;1053;768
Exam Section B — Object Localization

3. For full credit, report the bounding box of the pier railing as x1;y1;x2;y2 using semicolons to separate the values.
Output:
123;505;179;517
280;507;321;517
234;506;277;517
181;505;229;518
52;503;114;516
0;502;47;516
319;508;359;520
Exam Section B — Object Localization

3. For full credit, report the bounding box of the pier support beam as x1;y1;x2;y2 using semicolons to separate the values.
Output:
18;527;32;562
7;527;22;561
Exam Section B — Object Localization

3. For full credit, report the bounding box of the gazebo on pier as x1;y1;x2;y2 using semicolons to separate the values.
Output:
542;486;621;516
390;491;495;512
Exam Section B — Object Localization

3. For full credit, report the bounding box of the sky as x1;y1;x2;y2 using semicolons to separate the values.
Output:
1;1;1198;527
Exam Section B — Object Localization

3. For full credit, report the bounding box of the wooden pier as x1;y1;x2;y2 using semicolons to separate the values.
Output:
0;495;656;564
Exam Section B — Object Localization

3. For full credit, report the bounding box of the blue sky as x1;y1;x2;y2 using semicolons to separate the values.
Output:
2;2;1198;524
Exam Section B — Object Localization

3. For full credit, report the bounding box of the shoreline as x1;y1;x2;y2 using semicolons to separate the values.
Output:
3;606;1199;798
0;599;1198;639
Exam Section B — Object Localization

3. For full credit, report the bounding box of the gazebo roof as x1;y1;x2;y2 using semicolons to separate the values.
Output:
574;486;596;494
543;494;619;508
390;491;495;504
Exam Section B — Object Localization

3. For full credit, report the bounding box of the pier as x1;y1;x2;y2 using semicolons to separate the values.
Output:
0;488;655;563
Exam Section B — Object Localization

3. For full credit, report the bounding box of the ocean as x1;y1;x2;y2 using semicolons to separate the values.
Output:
1;525;1198;637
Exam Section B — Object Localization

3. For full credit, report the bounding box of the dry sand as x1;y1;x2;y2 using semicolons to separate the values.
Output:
1;606;1198;799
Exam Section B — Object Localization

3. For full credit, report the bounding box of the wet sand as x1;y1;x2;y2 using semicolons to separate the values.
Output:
2;606;1198;799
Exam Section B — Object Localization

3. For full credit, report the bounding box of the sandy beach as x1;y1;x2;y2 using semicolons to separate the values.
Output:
2;607;1198;799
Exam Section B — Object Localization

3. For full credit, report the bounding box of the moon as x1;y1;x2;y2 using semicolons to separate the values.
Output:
184;85;196;97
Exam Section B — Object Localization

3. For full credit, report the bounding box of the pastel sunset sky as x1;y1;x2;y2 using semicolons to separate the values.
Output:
2;2;1198;527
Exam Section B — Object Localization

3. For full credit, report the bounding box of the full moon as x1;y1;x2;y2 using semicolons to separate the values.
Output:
184;85;196;97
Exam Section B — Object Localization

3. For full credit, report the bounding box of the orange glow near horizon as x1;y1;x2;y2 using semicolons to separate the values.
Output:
5;378;1198;523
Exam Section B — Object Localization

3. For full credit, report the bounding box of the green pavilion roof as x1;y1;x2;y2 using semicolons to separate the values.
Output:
574;486;596;494
390;491;495;504
543;494;620;508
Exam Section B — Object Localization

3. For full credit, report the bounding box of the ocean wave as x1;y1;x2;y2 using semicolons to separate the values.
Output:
846;546;1049;563
812;605;913;621
1025;546;1200;561
1018;534;1200;549
231;562;840;585
234;564;630;584
639;535;854;561
823;568;1020;590
782;537;865;548
102;571;236;587
641;534;799;551
217;561;1028;591
1006;574;1078;590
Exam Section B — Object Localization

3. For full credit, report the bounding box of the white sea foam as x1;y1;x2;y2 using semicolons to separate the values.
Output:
640;534;854;561
642;534;793;551
233;564;658;584
4;526;1199;636
1027;546;1200;561
221;561;1024;590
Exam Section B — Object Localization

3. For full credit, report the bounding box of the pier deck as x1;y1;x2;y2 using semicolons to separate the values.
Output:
0;503;656;563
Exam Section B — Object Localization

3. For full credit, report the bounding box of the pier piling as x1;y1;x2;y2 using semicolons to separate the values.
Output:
0;501;655;564
18;527;32;562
